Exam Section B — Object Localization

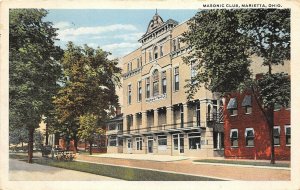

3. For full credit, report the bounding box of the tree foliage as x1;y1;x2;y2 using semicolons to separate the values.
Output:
78;114;104;155
9;9;63;163
53;42;121;150
183;9;290;164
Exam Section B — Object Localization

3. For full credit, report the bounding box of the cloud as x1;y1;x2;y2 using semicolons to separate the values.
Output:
102;42;140;51
57;24;138;39
53;21;72;29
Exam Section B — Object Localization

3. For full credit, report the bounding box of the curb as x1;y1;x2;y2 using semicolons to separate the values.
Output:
192;161;291;170
75;159;233;181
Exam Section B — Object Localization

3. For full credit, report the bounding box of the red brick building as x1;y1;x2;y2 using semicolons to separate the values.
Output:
224;92;291;160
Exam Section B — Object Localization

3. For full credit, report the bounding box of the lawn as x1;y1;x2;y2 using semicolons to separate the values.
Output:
194;159;290;168
9;154;223;181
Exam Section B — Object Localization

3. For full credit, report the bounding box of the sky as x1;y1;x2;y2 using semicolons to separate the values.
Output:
44;9;198;59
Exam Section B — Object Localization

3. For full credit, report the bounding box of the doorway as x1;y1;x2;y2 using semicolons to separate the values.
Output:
173;133;184;154
148;136;154;153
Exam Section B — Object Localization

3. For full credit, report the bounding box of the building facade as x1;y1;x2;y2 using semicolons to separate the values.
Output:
224;91;291;160
114;13;224;157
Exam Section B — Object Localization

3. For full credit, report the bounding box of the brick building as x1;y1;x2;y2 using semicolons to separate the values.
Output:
224;92;291;160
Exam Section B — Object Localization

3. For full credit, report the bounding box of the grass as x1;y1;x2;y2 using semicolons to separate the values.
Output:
194;159;290;168
9;154;223;181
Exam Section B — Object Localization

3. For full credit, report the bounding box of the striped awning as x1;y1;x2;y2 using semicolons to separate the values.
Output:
242;95;252;107
227;98;237;109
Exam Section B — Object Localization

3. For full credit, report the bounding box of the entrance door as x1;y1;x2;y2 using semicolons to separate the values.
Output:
148;137;153;153
179;135;184;153
127;139;132;153
173;134;184;154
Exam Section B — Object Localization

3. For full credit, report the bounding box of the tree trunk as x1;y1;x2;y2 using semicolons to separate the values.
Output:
45;124;49;146
268;107;275;164
89;142;93;155
73;133;78;153
28;127;34;163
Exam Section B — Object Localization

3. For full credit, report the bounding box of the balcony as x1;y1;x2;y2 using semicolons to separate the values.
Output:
206;112;224;123
145;93;167;103
120;121;205;136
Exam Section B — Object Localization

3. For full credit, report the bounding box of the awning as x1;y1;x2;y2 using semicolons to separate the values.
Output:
242;95;252;107
227;98;237;109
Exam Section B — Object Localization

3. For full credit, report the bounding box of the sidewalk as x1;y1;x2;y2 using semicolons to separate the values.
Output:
9;159;122;181
76;153;290;181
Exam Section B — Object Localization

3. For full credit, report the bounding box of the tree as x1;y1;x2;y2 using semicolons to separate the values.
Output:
183;9;290;164
53;42;121;152
9;127;28;150
78;114;104;155
9;9;63;163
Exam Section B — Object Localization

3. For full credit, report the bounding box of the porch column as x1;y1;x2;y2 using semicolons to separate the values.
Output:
142;111;147;132
183;104;189;127
153;109;159;130
123;115;127;133
166;106;173;129
132;113;137;132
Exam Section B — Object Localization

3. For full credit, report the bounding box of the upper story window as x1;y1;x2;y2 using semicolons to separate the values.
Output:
196;102;200;127
190;61;198;84
273;126;280;146
149;51;152;62
177;37;181;49
127;62;132;72
285;125;291;146
137;58;140;68
140;56;142;66
160;46;163;57
154;46;158;60
245;128;254;147
146;77;150;98
227;97;237;116
137;81;142;102
152;70;159;96
161;71;167;94
128;84;132;105
242;95;252;114
173;39;177;51
174;67;179;91
230;129;238;147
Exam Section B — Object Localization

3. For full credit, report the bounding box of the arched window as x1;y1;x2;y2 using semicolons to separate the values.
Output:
154;46;158;59
152;69;159;96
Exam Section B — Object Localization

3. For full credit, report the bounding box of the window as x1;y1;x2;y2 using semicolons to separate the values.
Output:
137;58;140;68
188;133;201;149
136;137;142;150
191;61;197;83
242;95;252;114
154;46;158;59
127;139;132;148
140;56;142;66
158;135;167;151
227;98;238;116
273;126;280;146
285;125;291;146
173;39;177;51
213;132;224;149
127;62;132;72
177;38;181;49
137;81;142;102
158;135;167;146
180;105;184;128
152;70;159;96
160;46;163;57
149;51;152;62
174;67;179;91
161;71;167;94
145;78;150;98
230;129;238;147
108;136;117;146
196;102;201;127
245;128;254;147
128;85;132;104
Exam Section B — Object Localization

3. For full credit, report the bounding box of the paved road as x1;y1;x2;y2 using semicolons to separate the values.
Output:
77;154;290;181
9;159;122;181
